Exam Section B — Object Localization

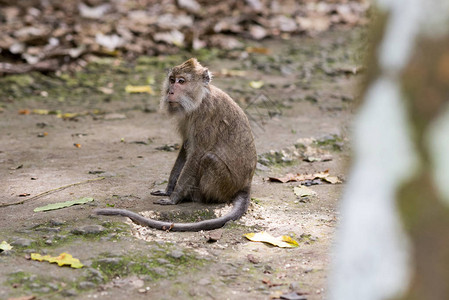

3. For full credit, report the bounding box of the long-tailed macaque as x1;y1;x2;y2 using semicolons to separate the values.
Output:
95;58;257;231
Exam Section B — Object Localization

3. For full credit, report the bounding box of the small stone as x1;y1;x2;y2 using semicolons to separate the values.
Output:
11;238;33;247
30;282;41;289
36;287;51;293
78;281;96;290
84;268;104;283
62;289;78;297
44;239;53;245
47;282;59;290
289;281;301;291
206;229;223;242
247;254;260;264
97;257;121;265
198;278;211;286
36;227;61;233
50;219;65;226
169;250;184;259
71;225;106;235
157;258;170;264
150;267;167;277
256;162;270;171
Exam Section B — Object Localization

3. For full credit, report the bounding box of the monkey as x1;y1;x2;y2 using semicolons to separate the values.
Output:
94;58;257;232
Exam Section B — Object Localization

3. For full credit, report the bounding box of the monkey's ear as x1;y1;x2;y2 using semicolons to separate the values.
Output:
202;69;212;84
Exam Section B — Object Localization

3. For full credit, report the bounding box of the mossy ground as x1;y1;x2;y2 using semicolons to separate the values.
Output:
0;28;363;299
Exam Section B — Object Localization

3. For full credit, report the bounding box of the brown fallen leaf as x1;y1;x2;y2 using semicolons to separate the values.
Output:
18;109;30;115
7;296;36;300
262;278;285;288
246;46;271;55
268;170;341;184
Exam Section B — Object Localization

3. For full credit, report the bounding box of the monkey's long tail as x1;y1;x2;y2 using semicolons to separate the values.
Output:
93;191;249;232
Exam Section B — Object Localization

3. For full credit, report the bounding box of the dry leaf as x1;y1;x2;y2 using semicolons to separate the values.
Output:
249;81;264;89
293;186;316;197
246;46;271;54
7;296;36;300
268;170;341;184
219;69;247;77
125;85;154;94
244;231;299;248
31;252;84;268
34;197;94;212
0;241;13;252
18;109;30;115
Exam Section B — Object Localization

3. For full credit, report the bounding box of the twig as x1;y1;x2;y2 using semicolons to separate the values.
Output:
0;177;105;208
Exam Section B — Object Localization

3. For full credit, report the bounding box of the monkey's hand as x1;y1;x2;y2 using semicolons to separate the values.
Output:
153;198;176;205
150;190;171;197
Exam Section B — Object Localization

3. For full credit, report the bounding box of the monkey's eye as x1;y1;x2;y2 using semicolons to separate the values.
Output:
177;78;185;84
169;77;175;84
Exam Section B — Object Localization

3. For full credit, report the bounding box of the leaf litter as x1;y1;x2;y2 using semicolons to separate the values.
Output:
0;0;370;74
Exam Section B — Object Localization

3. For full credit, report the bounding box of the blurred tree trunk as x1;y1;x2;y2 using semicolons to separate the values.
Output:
398;13;449;300
329;1;449;299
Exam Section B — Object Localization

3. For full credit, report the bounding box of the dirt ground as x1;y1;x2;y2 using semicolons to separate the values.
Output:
0;28;362;300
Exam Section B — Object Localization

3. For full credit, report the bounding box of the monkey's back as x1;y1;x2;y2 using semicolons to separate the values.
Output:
184;85;257;202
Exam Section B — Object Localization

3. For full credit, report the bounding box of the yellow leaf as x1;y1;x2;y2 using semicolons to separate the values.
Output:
249;81;264;89
57;112;79;120
293;186;317;197
220;69;247;77
31;252;84;269
32;109;50;115
243;231;298;248
281;235;299;247
125;85;154;94
0;241;13;251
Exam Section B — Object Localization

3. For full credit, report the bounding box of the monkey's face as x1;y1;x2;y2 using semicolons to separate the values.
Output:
163;73;193;114
161;58;212;116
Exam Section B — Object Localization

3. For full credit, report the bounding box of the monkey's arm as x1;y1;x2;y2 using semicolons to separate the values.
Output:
154;151;199;205
151;142;187;197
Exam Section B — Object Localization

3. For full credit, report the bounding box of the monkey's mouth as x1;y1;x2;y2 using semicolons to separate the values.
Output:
168;101;179;108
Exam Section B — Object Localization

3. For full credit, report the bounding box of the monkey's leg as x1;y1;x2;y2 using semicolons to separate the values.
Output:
197;153;237;203
153;151;199;205
151;142;187;197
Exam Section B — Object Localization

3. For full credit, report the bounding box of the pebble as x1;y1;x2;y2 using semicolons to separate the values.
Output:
84;268;104;283
50;219;65;226
71;225;106;235
169;250;184;259
198;278;211;286
62;289;78;297
78;281;96;290
157;258;170;264
11;238;33;247
150;267;167;277
97;257;121;265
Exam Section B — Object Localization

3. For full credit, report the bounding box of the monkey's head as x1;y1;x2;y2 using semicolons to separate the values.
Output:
161;58;212;115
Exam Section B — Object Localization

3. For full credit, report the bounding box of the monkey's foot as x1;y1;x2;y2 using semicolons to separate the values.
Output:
153;198;176;205
150;190;170;197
